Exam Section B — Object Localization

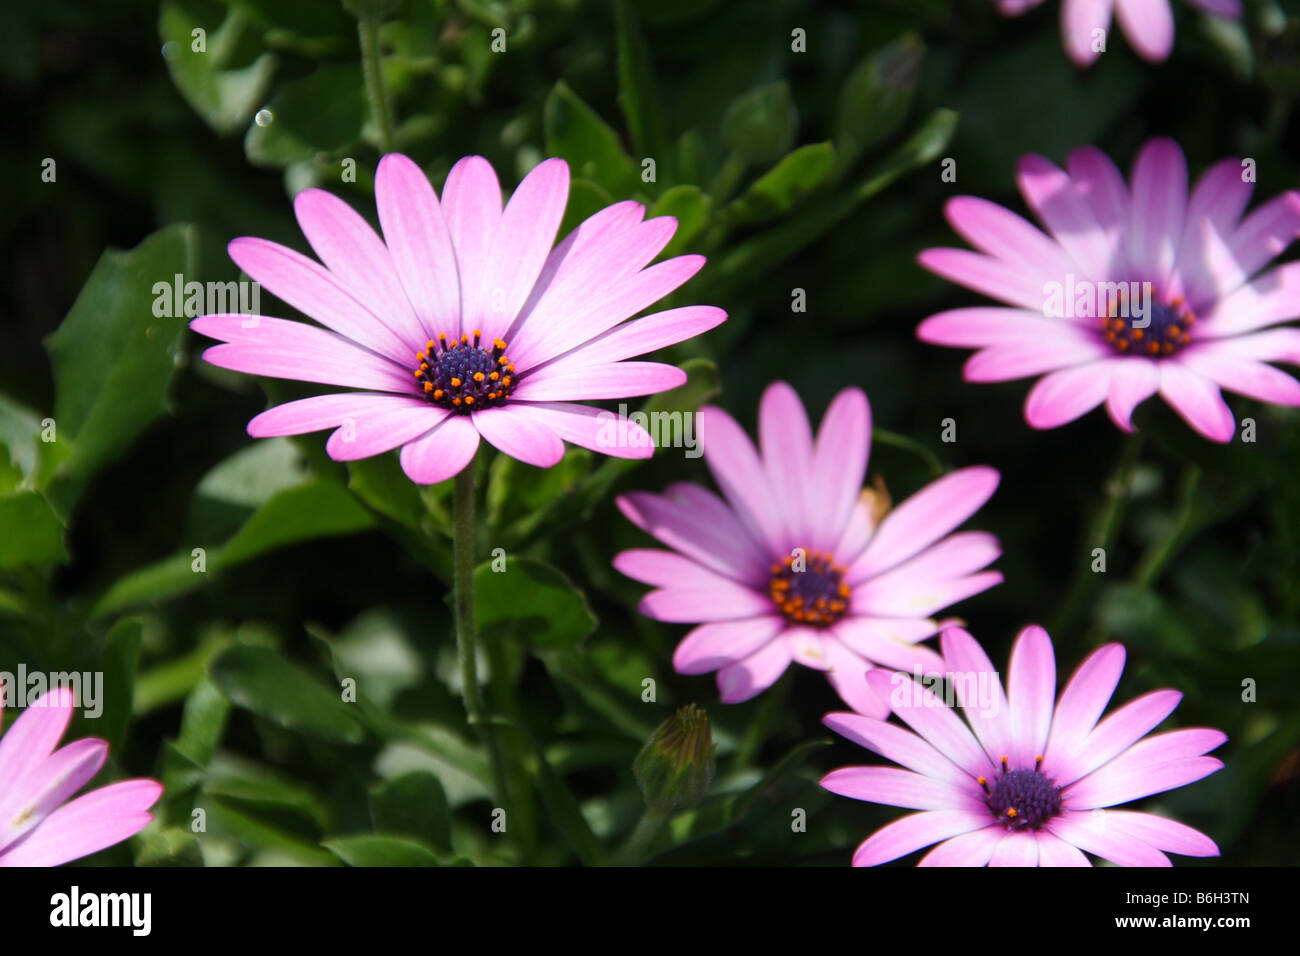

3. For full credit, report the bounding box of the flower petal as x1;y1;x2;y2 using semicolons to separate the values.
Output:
672;616;785;675
988;830;1040;866
1006;625;1056;766
1043;643;1126;774
1158;361;1237;442
851;810;992;866
917;826;1004;866
470;406;565;468
441;156;503;338
821;766;983;811
0;780;161;867
1047;810;1172;866
1024;362;1113;428
398;414;481;484
616;484;767;585
717;639;793;703
1125;138;1186;285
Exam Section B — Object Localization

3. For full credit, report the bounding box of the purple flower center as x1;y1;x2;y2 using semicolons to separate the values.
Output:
413;331;515;412
980;757;1062;830
1099;292;1196;357
767;550;850;627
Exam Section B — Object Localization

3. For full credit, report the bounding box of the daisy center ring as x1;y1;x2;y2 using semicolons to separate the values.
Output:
413;330;516;412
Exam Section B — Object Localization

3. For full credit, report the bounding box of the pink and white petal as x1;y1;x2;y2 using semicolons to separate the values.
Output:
918;826;1005;866
473;158;569;343
0;780;161;868
325;402;450;461
988;830;1040;867
852;570;1002;619
441;156;503;337
1197;327;1300;364
784;627;834;671
470;406;565;468
833;618;946;674
943;196;1075;281
248;393;410;438
865;670;996;778
639;581;774;624
613;549;726;589
809;388;872;555
293;187;427;348
1043;643;1126;774
615;484;767;585
823;648;891;719
1197;261;1300;337
1173;157;1254;303
1033;829;1092;866
1054;689;1183;785
511;361;686;402
1067;146;1130;262
398;414;481;485
0;738;107;853
672;616;785;675
963;335;1112;383
375;153;462;336
1101;810;1219;857
1177;349;1300;406
851;466;1001;579
1047;810;1172;866
512;402;653;460
1016;154;1115;279
717;639;793;703
1024;361;1114;429
226;238;411;362
917;248;1047;310
1004;625;1056;766
820;766;983;811
1113;0;1175;62
940;627;1013;763
822;712;972;785
1223;191;1300;291
759;382;814;551
538;306;726;369
917;307;1065;348
849;531;1000;590
834;499;876;566
851;809;992;866
1065;756;1223;809
0;688;75;788
1105;357;1161;430
1062;0;1116;67
1158;361;1237;442
695;406;786;554
1125;138;1187;285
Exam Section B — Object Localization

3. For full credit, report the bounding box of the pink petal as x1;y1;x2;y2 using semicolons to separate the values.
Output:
375;153;462;337
248;392;416;438
511;361;686;401
716;638;793;703
1223;191;1300;292
638;581;773;623
865;670;995;778
809;388;872;555
940;627;1013;768
0;738;107;853
917;307;1068;348
850;531;1000;591
1101;809;1219;857
1174;157;1254;306
1113;0;1175;62
1105;357;1161;430
325;401;450;461
1043;643;1126;774
672;616;785;675
512;401;654;460
0;689;75;788
1125;138;1187;285
822;712;974;787
695;405;786;554
1061;0;1116;67
853;571;1002;619
1065;755;1224;809
917;248;1046;310
963;334;1112;383
398;414;481;484
0;780;161;867
943;196;1074;280
470;406;565;468
1005;625;1056;766
988;830;1040;866
1198;261;1300;337
1066;145;1130;267
1177;348;1300;406
918;826;1005;866
1054;688;1183;785
832;617;947;674
1024;361;1113;428
615;484;767;585
1034;829;1092;866
1158;361;1237;441
1047;810;1172;866
1017;154;1116;279
784;627;834;670
758;381;814;552
851;810;992;866
537;305;726;369
821;766;982;811
823;647;891;719
613;548;720;589
441;156;503;340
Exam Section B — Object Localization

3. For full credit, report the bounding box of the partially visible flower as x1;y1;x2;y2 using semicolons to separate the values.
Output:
192;153;725;484
615;381;1001;709
822;625;1225;866
0;689;162;866
918;137;1300;442
996;0;1241;68
633;704;716;811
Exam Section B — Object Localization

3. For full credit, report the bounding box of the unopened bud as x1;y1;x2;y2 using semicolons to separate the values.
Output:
633;704;716;811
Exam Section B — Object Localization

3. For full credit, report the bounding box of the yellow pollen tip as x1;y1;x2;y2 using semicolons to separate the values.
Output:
1006;808;1018;818
473;372;485;382
452;397;461;406
498;357;509;365
465;396;474;405
433;389;444;399
423;382;433;393
450;377;462;388
490;371;499;381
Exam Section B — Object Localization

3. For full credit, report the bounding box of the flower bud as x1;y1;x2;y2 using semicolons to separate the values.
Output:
633;704;716;811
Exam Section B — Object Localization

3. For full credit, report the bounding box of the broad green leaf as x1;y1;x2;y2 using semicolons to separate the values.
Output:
98;618;143;751
42;224;196;512
205;800;338;865
160;1;277;136
347;453;424;529
187;437;310;543
244;63;364;168
721;82;796;166
474;556;597;650
209;643;366;744
728;142;835;224
369;771;453;855
615;0;668;161
0;491;66;569
650;185;711;256
205;765;330;829
531;741;609;866
322;835;443;866
545;81;639;198
0;394;43;485
175;677;231;767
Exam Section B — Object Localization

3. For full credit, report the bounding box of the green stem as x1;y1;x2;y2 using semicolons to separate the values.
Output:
620;806;670;865
451;462;510;812
1133;465;1202;589
357;4;396;153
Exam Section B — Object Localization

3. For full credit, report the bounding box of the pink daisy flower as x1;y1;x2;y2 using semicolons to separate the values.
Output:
0;689;162;866
191;154;725;484
822;625;1226;866
614;382;1002;707
996;0;1241;67
918;137;1300;442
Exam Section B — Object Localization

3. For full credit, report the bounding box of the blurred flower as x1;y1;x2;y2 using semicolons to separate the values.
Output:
192;154;724;483
995;0;1241;67
614;381;1001;707
633;704;716;811
918;137;1300;441
822;625;1225;866
0;689;162;866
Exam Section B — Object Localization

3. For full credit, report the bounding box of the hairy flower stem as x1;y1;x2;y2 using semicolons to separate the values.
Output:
357;5;396;153
452;462;511;814
620;806;670;865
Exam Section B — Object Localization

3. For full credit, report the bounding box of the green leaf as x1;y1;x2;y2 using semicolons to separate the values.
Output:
650;185;711;256
205;766;330;829
347;453;425;529
42;224;196;512
209;643;366;744
244;63;364;168
369;772;453;855
728;142;835;224
614;0;668;161
0;491;66;569
721;82;796;166
175;677;231;767
187;437;310;543
98;618;143;751
835;33;924;165
531;742;609;866
136;827;205;866
220;480;375;565
159;1;277;136
544;81;638;198
322;835;445;866
0;394;43;484
474;556;597;650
